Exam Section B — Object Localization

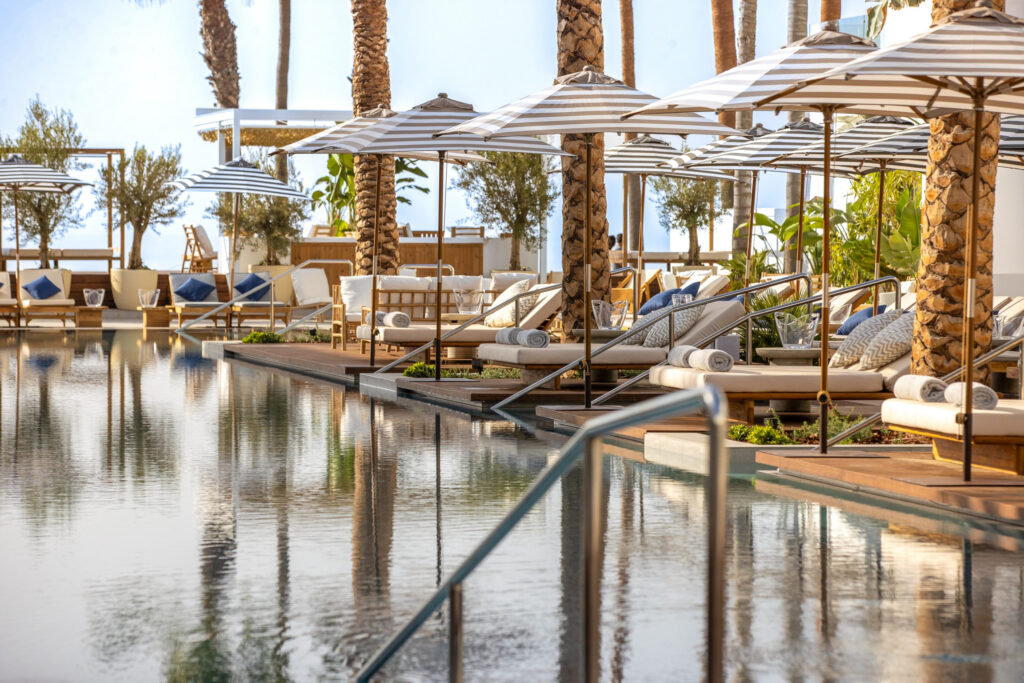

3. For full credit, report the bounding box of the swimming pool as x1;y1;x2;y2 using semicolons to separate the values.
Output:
2;330;1023;680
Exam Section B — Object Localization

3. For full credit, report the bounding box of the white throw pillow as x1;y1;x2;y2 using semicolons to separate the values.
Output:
291;269;331;306
859;312;914;370
829;307;901;368
642;305;705;348
339;275;373;312
491;272;537;293
484;278;536;327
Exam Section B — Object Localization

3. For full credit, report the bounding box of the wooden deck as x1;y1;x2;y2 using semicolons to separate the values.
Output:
396;378;668;412
535;405;716;441
224;343;410;384
756;448;1024;526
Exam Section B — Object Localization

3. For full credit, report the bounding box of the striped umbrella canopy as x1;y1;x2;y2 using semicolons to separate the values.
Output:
0;155;91;282
661;124;771;170
769;116;920;170
172;158;309;290
438;66;739;406
757;6;1024;468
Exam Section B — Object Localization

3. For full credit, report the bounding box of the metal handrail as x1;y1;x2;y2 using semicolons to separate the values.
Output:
174;258;354;339
372;267;636;375
491;272;814;412
592;275;902;406
400;263;456;276
355;386;730;682
826;331;1024;447
276;302;332;336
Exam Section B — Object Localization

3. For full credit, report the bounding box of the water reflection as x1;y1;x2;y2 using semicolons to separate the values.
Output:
2;331;1024;680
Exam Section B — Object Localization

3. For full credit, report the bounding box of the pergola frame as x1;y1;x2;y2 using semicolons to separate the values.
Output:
193;108;354;161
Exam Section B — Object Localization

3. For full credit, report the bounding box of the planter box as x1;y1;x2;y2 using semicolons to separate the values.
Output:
110;269;158;311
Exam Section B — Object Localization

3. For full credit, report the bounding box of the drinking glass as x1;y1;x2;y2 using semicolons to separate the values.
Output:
138;288;160;309
453;289;483;315
83;288;105;308
774;311;819;349
592;300;629;330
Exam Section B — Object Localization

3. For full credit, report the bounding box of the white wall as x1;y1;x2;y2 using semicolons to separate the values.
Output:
483;237;539;276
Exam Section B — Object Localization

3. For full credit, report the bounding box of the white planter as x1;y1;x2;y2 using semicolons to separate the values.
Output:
110;269;158;310
250;264;294;305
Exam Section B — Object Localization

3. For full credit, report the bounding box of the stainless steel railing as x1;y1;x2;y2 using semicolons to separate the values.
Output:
825;331;1024;447
355;385;730;682
174;258;354;341
491;272;814;412
592;275;902;407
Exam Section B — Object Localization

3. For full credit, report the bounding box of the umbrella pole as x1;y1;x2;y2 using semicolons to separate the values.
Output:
14;188;20;302
369;156;382;367
230;193;240;304
818;108;835;454
744;172;759;365
873;163;886;315
622;175;629;308
796;166;806;289
584;133;594;409
434;151;447;382
961;101;984;482
636;175;645;322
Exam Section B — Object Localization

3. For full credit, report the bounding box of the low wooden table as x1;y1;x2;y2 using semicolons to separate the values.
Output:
138;306;171;328
75;306;106;328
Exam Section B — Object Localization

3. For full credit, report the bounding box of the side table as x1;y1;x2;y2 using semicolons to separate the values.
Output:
75;306;106;328
138;306;171;328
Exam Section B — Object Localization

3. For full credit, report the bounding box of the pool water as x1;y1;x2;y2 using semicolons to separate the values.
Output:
2;330;1024;681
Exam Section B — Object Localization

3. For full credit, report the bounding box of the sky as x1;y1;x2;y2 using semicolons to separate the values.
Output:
0;0;877;271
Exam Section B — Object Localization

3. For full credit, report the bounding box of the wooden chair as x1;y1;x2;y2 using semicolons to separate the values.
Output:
638;269;664;310
17;268;77;327
412;229;439;238
181;225;218;273
168;272;230;327
0;271;19;327
311;224;335;237
331;283;360;351
229;272;291;329
610;268;637;312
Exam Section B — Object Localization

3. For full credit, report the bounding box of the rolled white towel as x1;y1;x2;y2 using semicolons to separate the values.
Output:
944;382;999;410
893;375;948;403
667;345;699;367
374;311;410;327
516;329;550;348
688;348;734;372
496;327;523;345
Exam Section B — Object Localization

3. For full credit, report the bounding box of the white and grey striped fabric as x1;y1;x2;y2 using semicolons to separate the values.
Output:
0;155;91;193
278;105;487;163
171;158;309;199
333;94;569;157
759;8;1024;117
771;116;919;170
662;124;770;170
688;118;827;171
626;31;876;117
439;66;737;139
604;136;735;180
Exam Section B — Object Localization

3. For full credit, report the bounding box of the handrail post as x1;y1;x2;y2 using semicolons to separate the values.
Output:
582;435;602;683
704;386;728;683
449;582;463;683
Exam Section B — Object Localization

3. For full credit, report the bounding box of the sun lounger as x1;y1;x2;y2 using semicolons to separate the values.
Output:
168;272;230;327
882;398;1024;474
230;271;290;328
0;272;18;326
17;268;76;327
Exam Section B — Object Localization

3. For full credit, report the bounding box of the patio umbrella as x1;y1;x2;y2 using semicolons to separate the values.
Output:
440;66;739;407
280;105;485;366
0;155;90;293
328;94;569;381
603;134;736;319
171;158;309;298
757;5;1024;469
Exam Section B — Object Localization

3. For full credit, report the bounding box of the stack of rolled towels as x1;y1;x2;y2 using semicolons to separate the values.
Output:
373;311;410;328
496;327;550;348
666;344;734;372
892;375;999;409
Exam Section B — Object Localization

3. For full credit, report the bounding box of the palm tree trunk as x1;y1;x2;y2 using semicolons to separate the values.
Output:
274;0;290;183
619;0;642;252
784;0;808;272
733;0;757;257
198;0;240;108
557;0;610;338
912;0;1001;377
710;0;738;131
352;0;399;276
820;0;841;27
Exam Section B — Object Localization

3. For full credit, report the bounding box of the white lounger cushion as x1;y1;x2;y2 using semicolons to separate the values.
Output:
491;272;537;292
169;272;219;304
675;299;745;346
20;298;76;307
0;298;17;306
19;268;70;302
356;323;499;344
650;364;885;393
339;275;373;311
478;343;667;366
292;269;332;306
695;274;730;299
882;398;1024;438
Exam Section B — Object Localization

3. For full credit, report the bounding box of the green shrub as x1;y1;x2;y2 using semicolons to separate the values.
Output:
403;362;436;377
292;328;330;343
745;425;793;445
790;409;875;444
242;330;283;344
727;424;751;441
479;366;520;379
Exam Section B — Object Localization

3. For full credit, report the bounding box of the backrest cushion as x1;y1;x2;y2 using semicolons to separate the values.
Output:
23;275;61;300
491;272;537;293
0;271;10;294
436;275;484;292
173;275;217;303
18;269;66;301
484;278;536;327
517;285;561;329
638;287;681;315
291;268;331;305
829;307;901;368
696;274;730;299
642;304;705;348
858;312;915;370
339;275;373;311
836;305;885;336
675;299;746;347
379;275;430;318
193;225;217;258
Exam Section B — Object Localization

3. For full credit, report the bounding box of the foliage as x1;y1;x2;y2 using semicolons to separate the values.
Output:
737;291;795;363
451;151;558;270
402;362;521;379
727;410;897;446
94;144;186;268
866;0;926;39
650;174;722;264
290;328;331;343
790;410;876;445
0;98;85;267
728;422;793;445
721;249;779;292
840;171;922;281
207;150;309;265
312;154;429;235
241;330;283;344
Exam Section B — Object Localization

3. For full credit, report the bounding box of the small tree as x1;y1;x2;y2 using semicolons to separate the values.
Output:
650;175;722;264
0;98;85;267
451;152;557;270
207;150;309;265
312;154;428;235
94;145;187;269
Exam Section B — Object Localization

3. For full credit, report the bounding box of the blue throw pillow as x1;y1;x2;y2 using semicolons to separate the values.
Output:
678;280;700;301
174;277;216;302
638;287;681;315
235;273;269;302
23;275;61;300
836;305;885;336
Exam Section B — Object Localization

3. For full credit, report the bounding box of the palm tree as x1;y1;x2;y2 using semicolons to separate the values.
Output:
198;0;240;109
913;0;1001;376
709;0;738;131
274;0;291;183
556;0;610;337
820;0;841;27
784;0;808;272
733;0;758;257
351;0;400;276
620;0;642;252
